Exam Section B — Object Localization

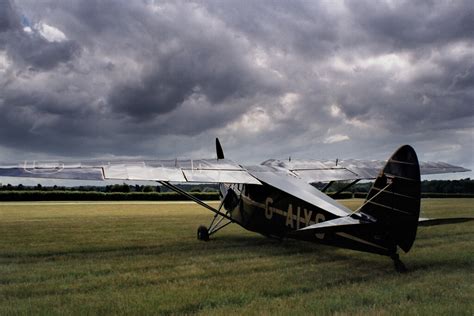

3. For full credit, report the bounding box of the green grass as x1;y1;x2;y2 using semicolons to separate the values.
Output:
0;199;473;315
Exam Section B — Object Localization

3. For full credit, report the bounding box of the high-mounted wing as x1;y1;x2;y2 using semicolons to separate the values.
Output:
261;159;470;183
246;166;352;217
0;161;104;181
0;159;261;184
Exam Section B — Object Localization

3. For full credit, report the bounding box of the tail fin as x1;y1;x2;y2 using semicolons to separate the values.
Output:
360;145;421;253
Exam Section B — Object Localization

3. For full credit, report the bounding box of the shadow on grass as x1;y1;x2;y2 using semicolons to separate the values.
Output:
2;232;469;276
407;255;473;273
1;233;372;271
5;233;470;303
0;245;163;262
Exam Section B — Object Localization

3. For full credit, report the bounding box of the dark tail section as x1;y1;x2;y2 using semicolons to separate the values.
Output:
216;138;224;159
360;145;421;253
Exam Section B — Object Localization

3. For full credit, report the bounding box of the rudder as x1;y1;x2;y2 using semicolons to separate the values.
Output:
360;145;421;253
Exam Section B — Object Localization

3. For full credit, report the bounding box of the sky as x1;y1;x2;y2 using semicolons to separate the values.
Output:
0;0;473;181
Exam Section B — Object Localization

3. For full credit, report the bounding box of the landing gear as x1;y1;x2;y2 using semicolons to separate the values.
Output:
159;181;236;241
196;187;239;241
391;253;407;273
196;209;233;241
197;225;210;241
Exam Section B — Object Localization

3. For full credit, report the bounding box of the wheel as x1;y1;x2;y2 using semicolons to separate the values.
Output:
197;225;210;241
394;258;407;273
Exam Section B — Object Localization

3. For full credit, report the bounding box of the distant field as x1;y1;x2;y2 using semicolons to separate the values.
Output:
0;199;473;315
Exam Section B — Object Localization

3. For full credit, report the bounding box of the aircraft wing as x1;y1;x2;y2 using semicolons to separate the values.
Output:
261;159;470;183
247;166;353;216
0;155;468;186
0;159;261;184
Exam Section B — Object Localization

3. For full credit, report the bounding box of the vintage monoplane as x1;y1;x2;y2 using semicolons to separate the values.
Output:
0;139;472;272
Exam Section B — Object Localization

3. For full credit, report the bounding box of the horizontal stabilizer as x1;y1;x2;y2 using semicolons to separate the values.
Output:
418;217;474;227
295;216;370;234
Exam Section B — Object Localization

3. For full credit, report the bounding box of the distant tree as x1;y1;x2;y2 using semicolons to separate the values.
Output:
143;185;154;192
108;183;131;193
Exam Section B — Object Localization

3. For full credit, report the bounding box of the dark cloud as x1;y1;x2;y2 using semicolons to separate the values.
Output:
0;0;472;176
0;0;20;32
346;0;474;50
6;35;79;70
108;42;279;120
0;0;80;70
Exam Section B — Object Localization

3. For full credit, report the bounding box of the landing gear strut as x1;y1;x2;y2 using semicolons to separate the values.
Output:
391;253;407;273
196;211;233;241
159;181;237;242
196;187;239;242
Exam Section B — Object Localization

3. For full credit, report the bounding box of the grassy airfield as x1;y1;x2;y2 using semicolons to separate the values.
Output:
0;199;472;315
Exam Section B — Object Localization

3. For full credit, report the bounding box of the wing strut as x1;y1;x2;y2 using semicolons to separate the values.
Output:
332;179;360;198
207;206;233;236
321;181;334;192
158;181;233;222
351;182;391;216
158;181;237;240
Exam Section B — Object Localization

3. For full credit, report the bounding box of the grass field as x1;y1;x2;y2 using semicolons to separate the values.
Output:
0;199;473;315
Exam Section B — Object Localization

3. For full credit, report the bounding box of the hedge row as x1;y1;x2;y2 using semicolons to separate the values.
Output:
326;192;354;199
341;192;474;199
0;191;220;201
420;193;474;198
0;190;472;202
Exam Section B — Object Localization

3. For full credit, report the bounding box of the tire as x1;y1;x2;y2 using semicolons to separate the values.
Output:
197;225;210;241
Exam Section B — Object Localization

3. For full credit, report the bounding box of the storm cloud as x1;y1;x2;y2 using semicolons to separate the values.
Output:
0;0;472;173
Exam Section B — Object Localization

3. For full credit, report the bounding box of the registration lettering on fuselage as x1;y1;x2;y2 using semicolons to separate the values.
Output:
265;197;325;239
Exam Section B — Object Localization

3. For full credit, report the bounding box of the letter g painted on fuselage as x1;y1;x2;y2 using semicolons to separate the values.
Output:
315;213;325;239
265;197;273;219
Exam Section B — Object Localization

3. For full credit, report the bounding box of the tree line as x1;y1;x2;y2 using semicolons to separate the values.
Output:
0;179;472;194
0;183;220;193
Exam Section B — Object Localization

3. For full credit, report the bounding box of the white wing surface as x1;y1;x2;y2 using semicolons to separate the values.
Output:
246;166;352;217
0;159;261;184
0;157;468;185
261;159;470;183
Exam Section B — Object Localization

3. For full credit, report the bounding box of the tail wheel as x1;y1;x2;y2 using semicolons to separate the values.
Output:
391;253;407;273
197;225;210;241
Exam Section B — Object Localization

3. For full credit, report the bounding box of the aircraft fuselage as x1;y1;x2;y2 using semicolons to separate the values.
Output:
221;183;395;256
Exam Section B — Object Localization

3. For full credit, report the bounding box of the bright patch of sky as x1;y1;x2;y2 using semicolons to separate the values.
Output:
0;52;11;73
323;134;350;144
37;22;67;42
20;13;32;32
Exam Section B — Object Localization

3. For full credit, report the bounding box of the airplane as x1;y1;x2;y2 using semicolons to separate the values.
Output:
0;139;472;272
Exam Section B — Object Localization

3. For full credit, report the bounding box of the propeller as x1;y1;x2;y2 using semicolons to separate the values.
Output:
216;138;224;159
